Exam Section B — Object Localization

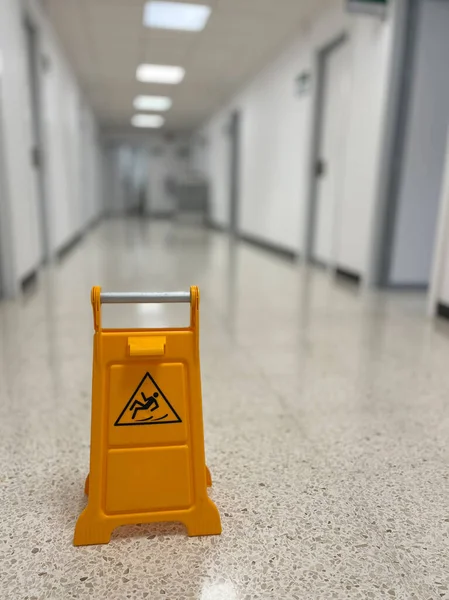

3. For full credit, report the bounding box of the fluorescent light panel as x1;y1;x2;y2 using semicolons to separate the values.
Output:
131;114;165;128
133;95;172;111
136;64;185;84
143;1;211;31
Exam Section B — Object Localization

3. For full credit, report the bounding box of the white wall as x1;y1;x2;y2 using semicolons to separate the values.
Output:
192;1;395;277
0;0;103;294
80;106;104;226
389;0;449;285
0;0;42;283
29;0;103;251
194;116;230;226
335;15;393;275
429;126;449;310
440;254;449;306
439;133;449;306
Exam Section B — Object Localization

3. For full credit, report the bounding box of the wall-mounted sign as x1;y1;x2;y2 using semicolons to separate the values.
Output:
295;71;312;96
347;0;388;17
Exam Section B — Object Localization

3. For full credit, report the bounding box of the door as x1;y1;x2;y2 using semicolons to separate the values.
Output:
312;39;350;265
228;111;240;235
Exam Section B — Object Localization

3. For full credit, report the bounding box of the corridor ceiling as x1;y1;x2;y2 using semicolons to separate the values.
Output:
42;0;331;132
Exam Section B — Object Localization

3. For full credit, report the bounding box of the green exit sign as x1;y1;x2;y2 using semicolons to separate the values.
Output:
347;0;388;16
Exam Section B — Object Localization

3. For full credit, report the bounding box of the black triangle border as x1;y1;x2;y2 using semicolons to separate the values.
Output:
114;371;182;427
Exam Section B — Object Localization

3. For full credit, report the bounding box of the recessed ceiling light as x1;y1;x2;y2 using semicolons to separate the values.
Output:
131;114;165;128
143;1;211;31
136;64;185;84
133;95;172;111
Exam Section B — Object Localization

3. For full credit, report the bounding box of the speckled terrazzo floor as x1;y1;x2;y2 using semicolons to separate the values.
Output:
1;219;448;600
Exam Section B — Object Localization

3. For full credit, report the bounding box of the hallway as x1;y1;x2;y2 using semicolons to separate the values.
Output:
1;220;448;599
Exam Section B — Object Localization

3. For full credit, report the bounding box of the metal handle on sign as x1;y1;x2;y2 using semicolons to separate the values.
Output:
100;291;191;304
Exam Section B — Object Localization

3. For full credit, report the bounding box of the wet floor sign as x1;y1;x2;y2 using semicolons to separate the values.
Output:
74;286;221;545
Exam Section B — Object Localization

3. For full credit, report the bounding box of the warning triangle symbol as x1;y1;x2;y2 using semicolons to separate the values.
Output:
114;372;182;427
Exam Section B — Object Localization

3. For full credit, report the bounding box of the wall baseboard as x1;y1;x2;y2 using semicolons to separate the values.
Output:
335;266;361;284
87;214;103;231
21;269;38;295
207;220;227;232
207;221;298;261
149;210;175;219
309;257;327;270
57;231;84;262
437;302;449;320
384;282;428;291
238;231;298;262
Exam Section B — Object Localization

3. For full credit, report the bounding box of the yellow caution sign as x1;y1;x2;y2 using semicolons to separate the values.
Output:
74;286;221;545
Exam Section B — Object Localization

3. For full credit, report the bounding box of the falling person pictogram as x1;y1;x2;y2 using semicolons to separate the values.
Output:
130;391;168;422
114;372;182;427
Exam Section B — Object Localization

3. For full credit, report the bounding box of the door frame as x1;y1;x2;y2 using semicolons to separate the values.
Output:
304;32;348;267
373;0;420;286
228;110;241;235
